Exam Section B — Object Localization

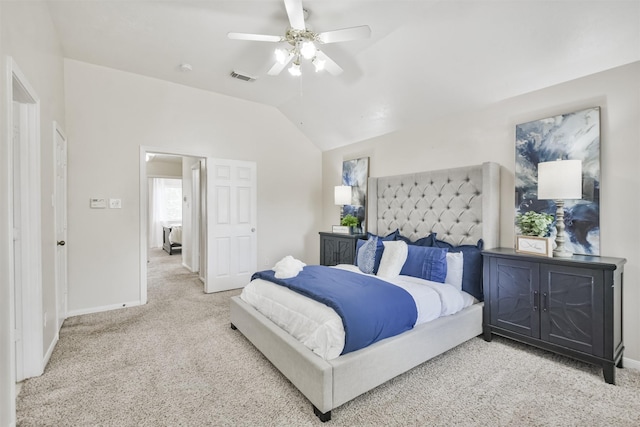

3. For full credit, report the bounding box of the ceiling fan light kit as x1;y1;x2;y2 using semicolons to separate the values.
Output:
227;0;371;77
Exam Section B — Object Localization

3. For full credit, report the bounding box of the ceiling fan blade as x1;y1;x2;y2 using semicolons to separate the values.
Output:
227;32;283;42
267;52;294;76
317;25;371;44
284;0;306;30
315;50;343;76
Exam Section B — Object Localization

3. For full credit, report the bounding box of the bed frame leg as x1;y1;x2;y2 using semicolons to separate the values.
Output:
230;323;237;330
313;406;331;422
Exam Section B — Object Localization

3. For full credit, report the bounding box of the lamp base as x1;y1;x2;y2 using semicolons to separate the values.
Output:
552;199;573;258
553;248;574;258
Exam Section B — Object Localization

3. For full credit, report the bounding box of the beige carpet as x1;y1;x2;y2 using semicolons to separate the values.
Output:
16;248;640;426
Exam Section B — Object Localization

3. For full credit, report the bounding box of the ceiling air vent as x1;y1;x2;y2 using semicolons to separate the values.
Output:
230;71;256;82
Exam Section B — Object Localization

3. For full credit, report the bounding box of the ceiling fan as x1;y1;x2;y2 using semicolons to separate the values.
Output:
228;0;371;76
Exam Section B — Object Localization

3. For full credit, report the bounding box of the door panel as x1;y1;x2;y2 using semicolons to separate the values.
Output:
206;159;257;292
540;265;603;356
491;257;540;338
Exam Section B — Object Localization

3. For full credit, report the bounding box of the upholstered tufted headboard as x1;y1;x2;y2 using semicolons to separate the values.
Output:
366;162;500;249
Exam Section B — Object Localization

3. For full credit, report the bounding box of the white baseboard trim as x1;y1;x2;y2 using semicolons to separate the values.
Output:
66;300;142;318
42;331;58;372
623;356;640;372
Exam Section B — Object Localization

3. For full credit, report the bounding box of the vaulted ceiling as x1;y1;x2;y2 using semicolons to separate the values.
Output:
46;0;640;151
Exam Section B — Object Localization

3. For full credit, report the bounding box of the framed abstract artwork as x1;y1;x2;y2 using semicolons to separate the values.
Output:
515;107;600;255
342;157;369;232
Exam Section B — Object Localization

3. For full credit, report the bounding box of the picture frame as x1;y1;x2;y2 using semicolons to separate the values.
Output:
515;236;553;257
332;225;350;234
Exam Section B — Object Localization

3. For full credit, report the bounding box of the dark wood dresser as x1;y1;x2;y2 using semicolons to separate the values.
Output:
482;248;625;384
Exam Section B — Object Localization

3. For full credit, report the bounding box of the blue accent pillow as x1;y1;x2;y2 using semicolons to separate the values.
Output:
399;245;448;283
356;237;378;274
396;233;435;246
431;237;484;301
355;237;385;274
367;229;399;241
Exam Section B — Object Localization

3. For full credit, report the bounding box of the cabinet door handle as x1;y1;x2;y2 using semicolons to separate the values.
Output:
533;290;539;311
542;292;548;312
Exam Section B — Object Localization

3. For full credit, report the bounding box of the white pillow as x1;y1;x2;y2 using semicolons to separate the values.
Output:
376;241;408;279
445;252;464;291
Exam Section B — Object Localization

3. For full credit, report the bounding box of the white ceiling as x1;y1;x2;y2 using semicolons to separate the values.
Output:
46;0;640;151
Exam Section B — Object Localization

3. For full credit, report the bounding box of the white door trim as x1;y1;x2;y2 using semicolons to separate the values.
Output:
191;164;201;275
53;121;68;331
8;57;44;383
139;146;208;303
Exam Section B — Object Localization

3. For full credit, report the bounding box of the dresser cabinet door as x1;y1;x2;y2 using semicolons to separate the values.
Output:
320;235;358;266
490;257;540;338
320;236;337;266
540;265;604;357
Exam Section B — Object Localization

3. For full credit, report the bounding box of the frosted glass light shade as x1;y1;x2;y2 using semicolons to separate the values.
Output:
537;160;582;200
334;185;352;205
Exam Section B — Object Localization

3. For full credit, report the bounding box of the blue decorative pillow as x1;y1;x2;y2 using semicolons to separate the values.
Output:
396;234;435;247
431;237;484;301
356;237;378;274
355;237;385;273
367;229;399;241
399;245;448;283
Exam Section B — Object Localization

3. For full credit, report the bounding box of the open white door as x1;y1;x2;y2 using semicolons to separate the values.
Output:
53;122;68;329
205;159;257;293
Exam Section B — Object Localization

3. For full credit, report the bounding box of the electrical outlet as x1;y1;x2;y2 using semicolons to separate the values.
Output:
264;258;271;267
109;198;122;209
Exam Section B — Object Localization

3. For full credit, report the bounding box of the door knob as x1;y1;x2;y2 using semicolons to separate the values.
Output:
57;240;66;246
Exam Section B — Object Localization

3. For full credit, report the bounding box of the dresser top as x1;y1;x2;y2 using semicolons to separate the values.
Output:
482;247;626;270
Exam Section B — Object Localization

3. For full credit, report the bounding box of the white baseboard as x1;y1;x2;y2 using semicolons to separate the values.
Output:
623;356;640;371
66;300;142;318
42;331;58;372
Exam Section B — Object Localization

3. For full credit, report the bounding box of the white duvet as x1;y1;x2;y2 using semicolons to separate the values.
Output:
240;264;475;360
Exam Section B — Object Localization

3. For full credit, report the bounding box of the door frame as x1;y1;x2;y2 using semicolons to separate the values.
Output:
139;146;207;302
191;163;201;276
7;57;44;384
53;121;68;330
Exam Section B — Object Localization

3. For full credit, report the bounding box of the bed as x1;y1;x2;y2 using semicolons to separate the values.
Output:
230;162;500;421
162;225;182;255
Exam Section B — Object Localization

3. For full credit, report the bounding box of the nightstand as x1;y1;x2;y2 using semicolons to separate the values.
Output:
319;232;365;266
482;248;626;384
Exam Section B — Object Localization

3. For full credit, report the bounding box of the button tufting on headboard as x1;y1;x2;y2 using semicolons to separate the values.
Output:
367;162;500;248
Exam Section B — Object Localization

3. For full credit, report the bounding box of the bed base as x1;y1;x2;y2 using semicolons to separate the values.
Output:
230;296;483;421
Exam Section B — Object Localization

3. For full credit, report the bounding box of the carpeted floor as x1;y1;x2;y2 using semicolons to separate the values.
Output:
16;248;640;426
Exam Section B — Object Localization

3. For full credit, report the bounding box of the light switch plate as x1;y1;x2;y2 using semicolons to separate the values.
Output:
90;198;106;209
109;198;122;209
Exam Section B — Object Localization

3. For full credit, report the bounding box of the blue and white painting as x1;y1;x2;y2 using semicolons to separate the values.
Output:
342;157;369;231
515;107;600;255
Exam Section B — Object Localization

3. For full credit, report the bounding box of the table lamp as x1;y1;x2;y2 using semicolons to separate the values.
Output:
537;159;582;258
334;185;352;220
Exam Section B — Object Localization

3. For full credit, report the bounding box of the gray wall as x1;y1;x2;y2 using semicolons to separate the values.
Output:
323;61;640;363
64;59;323;313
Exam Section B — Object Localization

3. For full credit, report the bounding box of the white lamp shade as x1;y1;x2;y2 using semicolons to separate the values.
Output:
537;160;583;200
334;185;352;205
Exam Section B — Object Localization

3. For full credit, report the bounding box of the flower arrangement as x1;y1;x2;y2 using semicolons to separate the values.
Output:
515;211;554;237
340;214;359;227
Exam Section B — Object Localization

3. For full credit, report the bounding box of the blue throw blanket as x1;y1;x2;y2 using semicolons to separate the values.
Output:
251;265;418;355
